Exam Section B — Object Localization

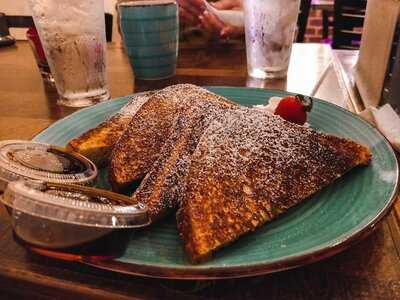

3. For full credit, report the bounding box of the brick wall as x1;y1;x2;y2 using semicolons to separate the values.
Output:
304;8;333;43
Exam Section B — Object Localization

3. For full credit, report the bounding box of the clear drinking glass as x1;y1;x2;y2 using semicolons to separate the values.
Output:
244;0;301;79
28;0;110;107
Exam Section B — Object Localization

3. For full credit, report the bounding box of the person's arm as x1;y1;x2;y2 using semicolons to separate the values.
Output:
209;0;242;10
179;0;244;38
200;0;244;38
178;0;205;26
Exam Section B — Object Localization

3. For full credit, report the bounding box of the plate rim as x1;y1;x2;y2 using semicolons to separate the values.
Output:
82;222;384;280
32;86;400;279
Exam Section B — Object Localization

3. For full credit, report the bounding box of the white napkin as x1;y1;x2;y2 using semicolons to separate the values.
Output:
358;104;400;152
203;0;244;27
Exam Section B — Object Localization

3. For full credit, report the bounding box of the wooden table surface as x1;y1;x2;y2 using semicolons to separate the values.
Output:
0;41;399;299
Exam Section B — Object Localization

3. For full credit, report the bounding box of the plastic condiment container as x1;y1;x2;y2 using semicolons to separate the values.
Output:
1;180;150;248
0;140;97;192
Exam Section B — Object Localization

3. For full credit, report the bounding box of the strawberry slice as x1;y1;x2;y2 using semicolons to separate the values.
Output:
274;94;313;125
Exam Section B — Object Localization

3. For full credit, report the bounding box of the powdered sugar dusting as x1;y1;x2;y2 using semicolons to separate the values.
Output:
111;83;239;184
118;91;154;116
188;107;356;211
178;107;368;261
130;89;238;220
151;84;232;109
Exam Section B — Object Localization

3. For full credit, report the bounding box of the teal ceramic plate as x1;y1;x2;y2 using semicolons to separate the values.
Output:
33;87;399;279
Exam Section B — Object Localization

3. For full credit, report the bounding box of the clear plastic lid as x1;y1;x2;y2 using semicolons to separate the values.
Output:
2;180;150;228
0;140;97;190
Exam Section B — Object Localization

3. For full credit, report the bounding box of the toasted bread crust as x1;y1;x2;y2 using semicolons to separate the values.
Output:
67;115;132;168
177;109;371;263
109;96;179;191
109;84;238;192
131;101;237;221
66;92;153;168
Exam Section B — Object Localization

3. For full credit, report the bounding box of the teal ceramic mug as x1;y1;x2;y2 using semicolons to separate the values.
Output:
118;0;179;80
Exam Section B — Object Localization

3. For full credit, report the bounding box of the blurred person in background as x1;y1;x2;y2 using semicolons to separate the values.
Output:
178;0;244;38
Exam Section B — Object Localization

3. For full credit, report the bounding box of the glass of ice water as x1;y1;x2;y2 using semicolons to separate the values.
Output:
244;0;301;79
28;0;110;107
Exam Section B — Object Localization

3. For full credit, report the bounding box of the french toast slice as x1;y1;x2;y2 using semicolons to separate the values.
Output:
109;84;237;192
66;92;153;168
131;101;237;221
177;108;371;263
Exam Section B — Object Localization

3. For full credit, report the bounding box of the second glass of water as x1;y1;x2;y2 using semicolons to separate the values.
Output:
28;0;110;107
244;0;301;79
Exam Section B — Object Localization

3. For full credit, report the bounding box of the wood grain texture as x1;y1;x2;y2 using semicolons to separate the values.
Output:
0;41;399;299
